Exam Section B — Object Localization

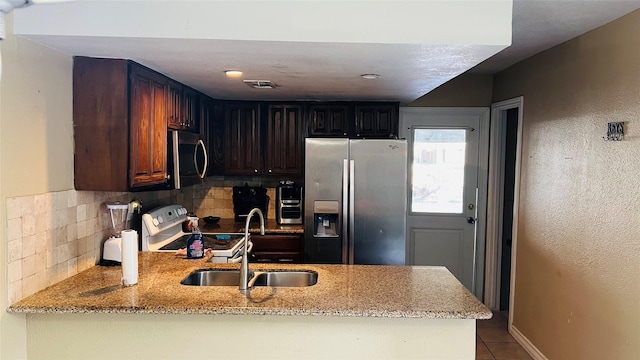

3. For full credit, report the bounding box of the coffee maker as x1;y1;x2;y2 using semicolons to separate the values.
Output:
232;184;269;222
276;180;303;225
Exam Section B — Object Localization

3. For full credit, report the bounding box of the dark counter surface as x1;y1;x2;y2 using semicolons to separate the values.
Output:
200;218;304;234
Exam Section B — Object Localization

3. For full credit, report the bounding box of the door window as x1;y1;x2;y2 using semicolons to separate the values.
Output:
411;129;467;214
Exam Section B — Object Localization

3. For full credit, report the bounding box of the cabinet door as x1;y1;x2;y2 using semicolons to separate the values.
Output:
224;103;262;175
167;80;183;130
129;65;168;187
266;104;304;175
354;104;398;138
204;97;225;176
73;57;130;191
308;105;350;137
182;86;199;132
250;234;304;263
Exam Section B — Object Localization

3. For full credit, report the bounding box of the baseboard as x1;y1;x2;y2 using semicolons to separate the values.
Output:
510;324;548;360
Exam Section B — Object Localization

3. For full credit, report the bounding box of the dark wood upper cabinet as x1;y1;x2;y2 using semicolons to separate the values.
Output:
307;102;399;139
167;81;199;132
308;104;350;137
354;103;399;138
265;104;304;175
223;102;262;175
167;80;183;130
200;94;223;176
129;65;169;188
220;103;305;176
73;57;171;191
73;57;129;191
74;56;400;187
182;86;199;132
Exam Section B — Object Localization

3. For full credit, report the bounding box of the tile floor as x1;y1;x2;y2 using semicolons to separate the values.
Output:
476;311;533;360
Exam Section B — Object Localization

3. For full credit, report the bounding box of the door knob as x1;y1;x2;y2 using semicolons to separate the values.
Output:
466;217;476;224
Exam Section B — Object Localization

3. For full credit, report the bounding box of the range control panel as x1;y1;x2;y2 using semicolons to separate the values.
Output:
141;204;188;236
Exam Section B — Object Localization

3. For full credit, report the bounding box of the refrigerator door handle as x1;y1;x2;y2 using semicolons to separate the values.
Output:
342;159;349;264
349;159;355;264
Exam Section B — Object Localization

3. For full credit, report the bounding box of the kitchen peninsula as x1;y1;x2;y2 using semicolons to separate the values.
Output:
9;252;490;359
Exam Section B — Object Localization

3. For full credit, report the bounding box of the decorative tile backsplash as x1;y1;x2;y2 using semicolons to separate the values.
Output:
5;189;176;304
191;176;282;220
5;176;296;304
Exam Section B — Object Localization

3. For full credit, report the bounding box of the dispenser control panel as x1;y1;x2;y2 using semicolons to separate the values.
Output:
313;200;339;237
313;201;339;213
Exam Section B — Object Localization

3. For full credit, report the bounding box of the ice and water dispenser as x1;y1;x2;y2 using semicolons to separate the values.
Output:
313;200;340;237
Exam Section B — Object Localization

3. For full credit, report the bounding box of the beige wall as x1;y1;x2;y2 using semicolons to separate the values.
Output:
0;15;196;359
1;13;73;359
409;73;493;107
492;10;640;359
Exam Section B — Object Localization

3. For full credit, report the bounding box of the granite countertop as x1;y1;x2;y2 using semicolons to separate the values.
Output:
8;252;491;319
200;218;303;234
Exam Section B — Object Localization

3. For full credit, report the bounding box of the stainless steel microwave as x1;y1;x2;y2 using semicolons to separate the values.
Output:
171;130;208;189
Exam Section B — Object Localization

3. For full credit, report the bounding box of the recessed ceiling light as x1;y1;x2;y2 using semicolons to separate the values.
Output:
361;74;381;80
225;70;243;77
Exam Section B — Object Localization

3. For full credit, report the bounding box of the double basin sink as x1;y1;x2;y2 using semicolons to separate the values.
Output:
181;268;318;287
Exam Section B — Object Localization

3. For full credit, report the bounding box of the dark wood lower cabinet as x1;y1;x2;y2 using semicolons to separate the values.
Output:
250;234;304;264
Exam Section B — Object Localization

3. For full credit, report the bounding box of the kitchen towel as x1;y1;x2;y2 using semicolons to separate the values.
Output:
121;229;139;286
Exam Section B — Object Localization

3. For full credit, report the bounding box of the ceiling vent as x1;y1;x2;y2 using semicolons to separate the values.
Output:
243;80;276;89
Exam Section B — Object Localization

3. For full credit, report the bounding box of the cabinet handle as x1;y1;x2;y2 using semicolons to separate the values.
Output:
268;169;272;173
254;169;258;173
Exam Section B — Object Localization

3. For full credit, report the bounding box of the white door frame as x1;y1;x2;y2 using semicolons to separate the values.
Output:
484;97;523;313
400;107;490;299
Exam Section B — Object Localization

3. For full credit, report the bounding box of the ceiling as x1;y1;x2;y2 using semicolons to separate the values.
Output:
472;0;640;74
11;0;640;104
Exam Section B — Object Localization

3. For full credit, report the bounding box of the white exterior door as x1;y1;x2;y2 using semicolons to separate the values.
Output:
400;108;489;297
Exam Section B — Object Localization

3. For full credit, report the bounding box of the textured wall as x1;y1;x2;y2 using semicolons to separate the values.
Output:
492;10;640;359
409;73;493;107
0;12;72;359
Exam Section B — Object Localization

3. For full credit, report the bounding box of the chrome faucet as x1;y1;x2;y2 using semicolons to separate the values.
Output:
239;208;265;294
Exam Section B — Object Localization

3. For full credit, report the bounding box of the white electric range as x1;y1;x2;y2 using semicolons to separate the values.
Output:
141;204;250;263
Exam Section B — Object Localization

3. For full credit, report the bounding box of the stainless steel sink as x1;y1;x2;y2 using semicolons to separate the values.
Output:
180;269;241;286
180;269;318;287
252;271;318;287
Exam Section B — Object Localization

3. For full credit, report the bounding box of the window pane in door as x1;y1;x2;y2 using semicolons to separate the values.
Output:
411;129;467;213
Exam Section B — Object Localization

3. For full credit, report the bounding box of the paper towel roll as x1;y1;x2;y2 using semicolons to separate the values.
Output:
121;229;138;286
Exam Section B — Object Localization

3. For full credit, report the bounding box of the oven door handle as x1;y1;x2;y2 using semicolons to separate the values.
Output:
229;241;253;263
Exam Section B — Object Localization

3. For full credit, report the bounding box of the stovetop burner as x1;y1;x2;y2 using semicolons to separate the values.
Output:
158;234;244;251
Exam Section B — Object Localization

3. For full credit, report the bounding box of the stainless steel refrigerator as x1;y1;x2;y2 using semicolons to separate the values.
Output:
304;138;407;265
